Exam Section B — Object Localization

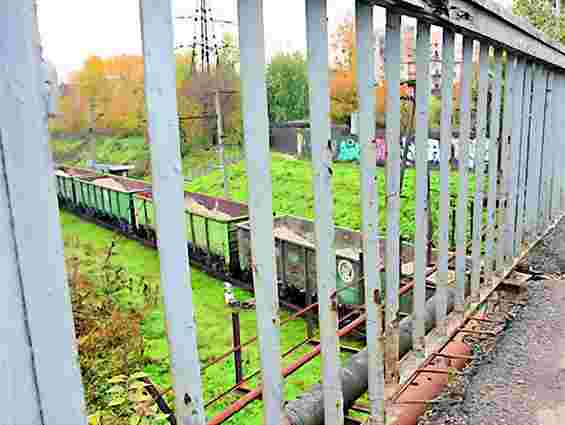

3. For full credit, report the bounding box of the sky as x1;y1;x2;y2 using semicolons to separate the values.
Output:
37;0;513;82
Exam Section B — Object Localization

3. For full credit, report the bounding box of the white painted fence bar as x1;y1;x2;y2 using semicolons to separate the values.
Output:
514;62;533;255
551;73;563;217
437;27;455;342
539;72;553;231
0;2;87;424
139;1;206;423
545;73;557;225
507;57;526;262
560;75;565;211
384;9;402;385
498;52;515;271
455;36;473;317
237;0;284;423
355;1;386;422
558;74;565;213
470;42;489;300
535;66;550;237
0;143;43;425
485;48;502;279
306;0;343;422
525;64;548;241
413;20;431;357
364;0;565;70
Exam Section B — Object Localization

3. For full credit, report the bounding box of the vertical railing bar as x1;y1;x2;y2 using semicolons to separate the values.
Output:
139;1;206;423
355;2;385;423
384;9;402;385
1;129;44;424
498;51;514;272
551;73;562;218
306;0;343;422
536;67;550;235
536;71;548;232
545;73;556;227
538;72;553;232
237;0;283;423
0;1;87;423
470;42;489;302
507;57;525;264
560;75;565;213
437;27;455;346
549;71;559;220
414;19;430;358
525;64;547;242
557;74;562;213
455;35;473;318
514;62;533;256
484;48;502;282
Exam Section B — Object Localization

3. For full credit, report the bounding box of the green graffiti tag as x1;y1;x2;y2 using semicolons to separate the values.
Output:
336;138;360;162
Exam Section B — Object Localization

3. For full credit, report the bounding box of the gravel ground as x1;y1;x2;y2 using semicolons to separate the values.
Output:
418;219;565;425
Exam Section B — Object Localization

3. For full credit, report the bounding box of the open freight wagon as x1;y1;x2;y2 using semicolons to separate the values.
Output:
55;166;100;207
72;174;151;233
134;191;249;274
237;215;434;310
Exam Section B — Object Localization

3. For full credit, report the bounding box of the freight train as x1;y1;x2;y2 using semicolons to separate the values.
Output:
55;165;428;312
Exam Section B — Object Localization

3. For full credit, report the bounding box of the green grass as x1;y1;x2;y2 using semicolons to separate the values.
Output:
51;137;242;178
60;150;489;423
187;153;479;243
61;211;356;424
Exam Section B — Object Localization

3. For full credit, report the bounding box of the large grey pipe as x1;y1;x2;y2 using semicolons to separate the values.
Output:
284;287;462;425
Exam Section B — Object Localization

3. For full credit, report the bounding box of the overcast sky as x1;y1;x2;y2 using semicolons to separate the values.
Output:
37;0;513;82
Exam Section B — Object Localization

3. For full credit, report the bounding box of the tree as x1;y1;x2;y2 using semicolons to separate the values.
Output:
266;51;309;123
52;55;147;136
328;18;420;127
513;0;565;43
329;17;357;124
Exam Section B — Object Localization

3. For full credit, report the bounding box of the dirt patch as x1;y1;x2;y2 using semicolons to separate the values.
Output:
92;177;128;192
273;226;315;247
185;196;233;221
525;223;565;274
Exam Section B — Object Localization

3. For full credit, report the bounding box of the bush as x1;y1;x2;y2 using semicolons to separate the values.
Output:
64;237;172;424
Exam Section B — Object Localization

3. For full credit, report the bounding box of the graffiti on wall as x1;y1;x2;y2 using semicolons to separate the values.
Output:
335;138;361;162
325;133;490;171
374;137;387;165
370;136;490;170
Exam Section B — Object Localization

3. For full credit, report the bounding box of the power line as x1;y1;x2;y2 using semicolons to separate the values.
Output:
175;0;235;74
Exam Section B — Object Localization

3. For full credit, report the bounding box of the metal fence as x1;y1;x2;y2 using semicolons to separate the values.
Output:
2;0;565;425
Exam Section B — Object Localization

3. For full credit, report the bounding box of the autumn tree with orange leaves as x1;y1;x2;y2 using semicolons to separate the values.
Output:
51;55;146;136
51;35;242;149
329;17;358;125
329;17;413;129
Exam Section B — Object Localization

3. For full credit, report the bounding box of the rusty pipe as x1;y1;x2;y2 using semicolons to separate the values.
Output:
207;314;367;425
283;287;466;425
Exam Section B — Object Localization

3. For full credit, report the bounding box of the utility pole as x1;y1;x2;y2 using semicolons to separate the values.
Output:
215;90;229;199
87;97;97;167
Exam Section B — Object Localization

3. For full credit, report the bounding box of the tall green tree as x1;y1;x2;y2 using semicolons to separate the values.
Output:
266;52;309;122
513;0;565;43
